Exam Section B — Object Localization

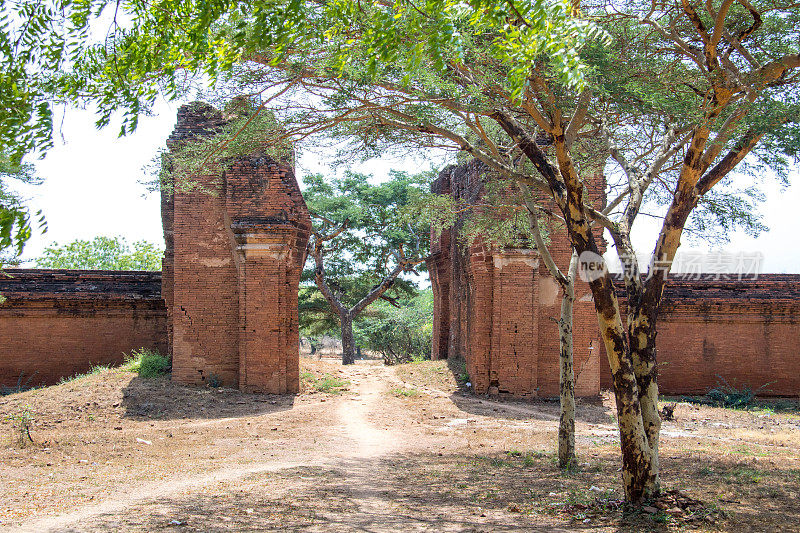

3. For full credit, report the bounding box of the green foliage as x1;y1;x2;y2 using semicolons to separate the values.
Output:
300;170;432;336
159;100;292;194
403;175;548;255
354;290;433;365
0;153;45;262
57;363;113;385
5;408;34;448
703;377;772;409
300;372;350;394
299;286;339;338
0;371;37;396
123;348;171;378
36;236;163;270
304;169;433;277
29;0;600;152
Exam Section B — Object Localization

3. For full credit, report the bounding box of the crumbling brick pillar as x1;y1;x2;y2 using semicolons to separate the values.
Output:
489;250;540;395
429;160;604;397
163;103;310;393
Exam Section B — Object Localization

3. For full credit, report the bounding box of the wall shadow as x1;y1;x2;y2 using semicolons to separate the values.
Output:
121;376;295;421
441;357;612;426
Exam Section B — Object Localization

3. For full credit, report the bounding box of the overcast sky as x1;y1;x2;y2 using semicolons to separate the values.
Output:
12;101;800;274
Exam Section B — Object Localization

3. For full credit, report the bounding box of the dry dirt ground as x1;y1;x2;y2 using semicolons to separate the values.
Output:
1;358;799;532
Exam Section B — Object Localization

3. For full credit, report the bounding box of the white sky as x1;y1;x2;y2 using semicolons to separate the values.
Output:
12;101;800;274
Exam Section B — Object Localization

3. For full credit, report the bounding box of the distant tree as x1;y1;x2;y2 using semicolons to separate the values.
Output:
303;170;431;365
354;289;434;365
36;236;163;271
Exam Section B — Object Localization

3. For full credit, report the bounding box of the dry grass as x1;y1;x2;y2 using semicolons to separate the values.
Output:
0;359;797;532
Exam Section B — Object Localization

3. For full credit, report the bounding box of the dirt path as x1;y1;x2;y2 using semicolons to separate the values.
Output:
6;363;428;532
2;359;799;532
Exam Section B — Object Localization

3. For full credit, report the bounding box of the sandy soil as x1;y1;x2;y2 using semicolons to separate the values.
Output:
1;358;799;532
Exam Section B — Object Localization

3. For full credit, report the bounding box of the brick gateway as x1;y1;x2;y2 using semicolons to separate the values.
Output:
428;161;800;397
1;105;798;396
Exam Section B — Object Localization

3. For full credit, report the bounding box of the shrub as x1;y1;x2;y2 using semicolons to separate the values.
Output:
124;349;171;378
6;409;34;448
354;290;433;365
704;376;772;408
0;372;37;396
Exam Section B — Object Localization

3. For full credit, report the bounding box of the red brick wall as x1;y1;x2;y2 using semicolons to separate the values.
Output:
429;162;604;397
599;276;800;396
163;103;310;393
0;270;167;388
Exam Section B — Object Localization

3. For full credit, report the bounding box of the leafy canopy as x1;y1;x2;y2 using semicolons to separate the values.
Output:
0;153;45;262
299;169;432;330
35;235;163;270
0;0;603;160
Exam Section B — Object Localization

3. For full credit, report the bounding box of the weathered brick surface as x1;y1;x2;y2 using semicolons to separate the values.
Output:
429;162;604;397
430;160;800;398
0;270;167;387
163;103;310;393
599;275;800;396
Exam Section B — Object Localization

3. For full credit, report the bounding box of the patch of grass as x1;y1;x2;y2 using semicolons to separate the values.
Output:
391;387;420;397
57;364;112;385
5;409;34;448
301;372;349;394
729;444;772;457
723;467;764;484
447;357;469;386
123;349;171;378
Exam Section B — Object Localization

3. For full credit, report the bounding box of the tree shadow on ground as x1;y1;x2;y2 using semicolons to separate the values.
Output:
71;449;797;532
439;357;613;426
120;377;295;421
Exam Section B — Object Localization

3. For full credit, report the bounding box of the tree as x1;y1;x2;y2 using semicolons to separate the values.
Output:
36;236;163;270
303;171;431;365
0;154;45;265
354;289;434;365
18;0;799;504
209;0;796;501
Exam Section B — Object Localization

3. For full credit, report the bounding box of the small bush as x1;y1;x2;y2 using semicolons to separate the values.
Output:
0;372;37;396
6;409;34;448
354;290;433;365
124;349;171;378
704;376;772;408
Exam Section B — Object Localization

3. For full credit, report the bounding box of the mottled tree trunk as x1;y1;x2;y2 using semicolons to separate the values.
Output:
340;312;355;365
522;190;579;469
557;253;579;468
496;112;660;502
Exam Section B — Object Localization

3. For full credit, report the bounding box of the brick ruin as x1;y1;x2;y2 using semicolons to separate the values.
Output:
162;102;311;393
1;106;798;397
0;270;166;387
430;160;800;397
428;161;606;397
